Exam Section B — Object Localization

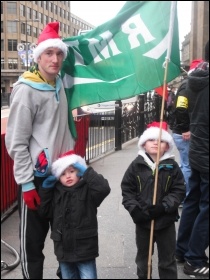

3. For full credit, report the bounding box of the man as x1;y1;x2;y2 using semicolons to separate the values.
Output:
170;59;203;199
5;22;75;279
176;41;209;277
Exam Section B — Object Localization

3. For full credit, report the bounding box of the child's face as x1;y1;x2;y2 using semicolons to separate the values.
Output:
143;139;169;157
59;165;80;187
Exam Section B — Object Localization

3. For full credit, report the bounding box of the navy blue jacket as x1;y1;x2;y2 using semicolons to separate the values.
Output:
121;155;185;230
38;167;111;262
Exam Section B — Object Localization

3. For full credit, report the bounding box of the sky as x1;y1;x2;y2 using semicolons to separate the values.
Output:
71;1;192;46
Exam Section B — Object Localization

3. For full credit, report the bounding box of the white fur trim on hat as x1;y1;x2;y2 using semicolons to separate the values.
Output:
33;38;68;63
51;154;87;179
138;127;174;153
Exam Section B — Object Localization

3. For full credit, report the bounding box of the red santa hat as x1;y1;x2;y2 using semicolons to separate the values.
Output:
188;59;204;75
51;150;87;179
138;122;174;152
33;22;68;63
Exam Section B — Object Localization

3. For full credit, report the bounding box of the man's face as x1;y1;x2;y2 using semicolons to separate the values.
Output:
37;47;65;80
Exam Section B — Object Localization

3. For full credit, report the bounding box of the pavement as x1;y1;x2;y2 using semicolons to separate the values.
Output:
1;107;208;279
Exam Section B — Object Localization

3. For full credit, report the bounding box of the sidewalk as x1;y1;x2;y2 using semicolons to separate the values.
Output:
1;138;206;279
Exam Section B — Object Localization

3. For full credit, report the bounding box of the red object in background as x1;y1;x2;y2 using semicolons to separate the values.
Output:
155;85;168;100
74;115;90;158
1;133;18;214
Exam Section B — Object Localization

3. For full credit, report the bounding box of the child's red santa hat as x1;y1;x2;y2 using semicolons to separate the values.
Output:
51;150;87;179
33;22;68;63
138;122;174;152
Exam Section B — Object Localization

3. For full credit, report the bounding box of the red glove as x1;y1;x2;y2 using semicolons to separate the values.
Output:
23;189;41;210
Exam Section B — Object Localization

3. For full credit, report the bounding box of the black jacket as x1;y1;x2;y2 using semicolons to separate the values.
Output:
171;79;190;134
187;63;209;172
38;167;111;262
121;155;185;230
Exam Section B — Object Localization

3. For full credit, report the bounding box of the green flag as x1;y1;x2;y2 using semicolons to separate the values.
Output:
61;1;180;136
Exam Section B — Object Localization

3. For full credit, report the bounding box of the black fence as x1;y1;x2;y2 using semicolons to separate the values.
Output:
80;93;167;163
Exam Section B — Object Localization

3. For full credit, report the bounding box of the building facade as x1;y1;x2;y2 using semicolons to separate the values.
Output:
181;1;209;67
170;1;209;89
1;1;94;93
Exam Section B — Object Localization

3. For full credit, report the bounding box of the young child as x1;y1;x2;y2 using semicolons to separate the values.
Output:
38;150;111;279
121;122;186;279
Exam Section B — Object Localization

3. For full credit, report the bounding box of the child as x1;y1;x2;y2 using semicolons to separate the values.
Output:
121;122;186;279
38;150;111;279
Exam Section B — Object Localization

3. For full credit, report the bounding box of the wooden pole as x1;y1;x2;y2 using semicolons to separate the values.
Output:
147;58;170;279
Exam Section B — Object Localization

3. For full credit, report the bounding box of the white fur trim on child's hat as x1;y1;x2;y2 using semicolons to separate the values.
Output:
33;22;68;63
51;152;87;179
138;127;174;152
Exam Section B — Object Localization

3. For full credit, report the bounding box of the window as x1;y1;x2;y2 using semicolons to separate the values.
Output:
49;2;53;13
63;23;66;33
33;27;38;37
39;12;43;24
8;58;18;69
44;15;48;26
73;28;77;36
8;39;17;51
20;4;26;17
33;10;38;19
1;39;4;51
7;2;17;14
1;58;4;69
7;21;17;33
21;22;25;35
54;5;57;14
27;25;32;36
27;7;32;20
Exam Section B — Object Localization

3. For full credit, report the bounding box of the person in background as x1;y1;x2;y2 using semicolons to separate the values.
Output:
170;59;204;201
38;150;111;279
176;40;209;278
166;87;176;129
5;22;75;279
121;122;185;279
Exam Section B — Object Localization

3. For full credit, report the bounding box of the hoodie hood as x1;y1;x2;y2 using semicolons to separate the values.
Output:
138;150;175;172
188;62;209;92
13;71;62;100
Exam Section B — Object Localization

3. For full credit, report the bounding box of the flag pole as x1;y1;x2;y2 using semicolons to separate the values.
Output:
147;2;177;278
